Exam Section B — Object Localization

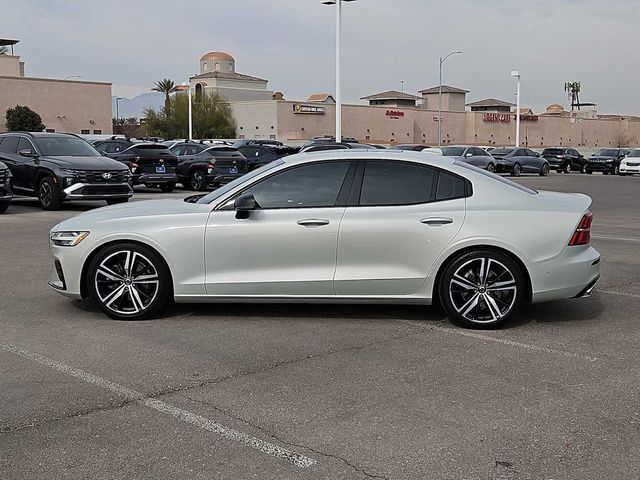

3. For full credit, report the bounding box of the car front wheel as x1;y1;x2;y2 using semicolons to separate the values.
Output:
38;176;64;210
439;249;525;329
189;170;207;191
87;243;171;320
486;163;496;173
510;163;522;177
540;163;550;176
563;162;572;174
613;165;620;175
0;201;9;213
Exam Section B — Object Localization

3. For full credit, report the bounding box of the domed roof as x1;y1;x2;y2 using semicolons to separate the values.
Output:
546;103;565;113
200;51;235;62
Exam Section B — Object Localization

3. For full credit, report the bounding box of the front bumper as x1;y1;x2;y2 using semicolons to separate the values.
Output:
63;182;133;201
133;173;178;185
48;240;90;300
586;162;614;172
620;163;640;174
530;245;601;303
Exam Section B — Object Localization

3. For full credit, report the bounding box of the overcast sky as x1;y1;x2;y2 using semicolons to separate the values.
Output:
4;0;640;114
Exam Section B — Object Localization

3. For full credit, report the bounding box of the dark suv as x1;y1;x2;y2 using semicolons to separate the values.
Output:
0;132;132;210
94;139;178;192
541;147;586;174
171;144;248;191
0;161;12;212
586;148;630;175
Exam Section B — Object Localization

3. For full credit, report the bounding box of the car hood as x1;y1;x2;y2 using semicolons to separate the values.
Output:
535;190;592;211
45;155;129;170
54;199;210;230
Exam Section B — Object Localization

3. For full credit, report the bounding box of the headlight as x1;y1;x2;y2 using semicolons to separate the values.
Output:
50;231;90;247
4;171;11;184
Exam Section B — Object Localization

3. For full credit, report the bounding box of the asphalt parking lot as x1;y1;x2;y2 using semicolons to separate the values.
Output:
1;174;639;480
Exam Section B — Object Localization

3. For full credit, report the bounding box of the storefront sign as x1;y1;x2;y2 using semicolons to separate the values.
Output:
385;110;405;119
519;114;539;122
293;104;325;114
483;113;511;123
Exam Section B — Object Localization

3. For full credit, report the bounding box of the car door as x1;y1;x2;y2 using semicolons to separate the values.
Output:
334;160;467;296
0;136;26;189
15;137;40;189
468;147;490;168
204;160;355;296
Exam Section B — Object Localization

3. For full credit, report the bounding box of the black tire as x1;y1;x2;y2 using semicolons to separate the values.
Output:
563;162;572;174
189;169;207;191
0;201;9;213
613;165;620;175
87;242;171;320
38;176;64;210
106;198;129;206
539;163;550;176
439;249;525;329
510;163;522;177
159;183;176;193
580;164;587;174
486;163;496;174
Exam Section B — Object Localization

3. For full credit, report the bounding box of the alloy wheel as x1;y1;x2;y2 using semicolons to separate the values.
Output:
448;257;517;324
39;181;53;207
190;170;205;190
513;164;521;176
564;162;571;174
487;164;496;173
94;250;159;316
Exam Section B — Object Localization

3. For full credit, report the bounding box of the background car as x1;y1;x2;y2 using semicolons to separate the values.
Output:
174;145;248;191
620;149;640;175
0;160;13;212
95;140;179;192
233;139;284;148
49;150;599;330
490;147;550;176
586;148;630;175
300;136;359;150
299;142;369;153
541;147;586;174
0;132;132;210
236;144;298;171
390;144;431;151
440;146;496;172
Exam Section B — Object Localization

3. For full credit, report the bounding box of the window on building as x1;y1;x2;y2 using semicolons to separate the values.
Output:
93;130;102;134
45;129;55;133
81;129;90;134
215;62;221;71
269;135;276;140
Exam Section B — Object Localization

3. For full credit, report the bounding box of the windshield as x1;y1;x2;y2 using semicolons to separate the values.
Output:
35;137;101;156
628;150;640;157
440;147;466;156
196;159;285;204
595;149;618;157
489;148;513;156
453;160;538;195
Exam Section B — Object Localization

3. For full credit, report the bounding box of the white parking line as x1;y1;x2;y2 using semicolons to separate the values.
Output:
0;343;317;469
598;289;640;299
396;320;598;362
592;234;640;243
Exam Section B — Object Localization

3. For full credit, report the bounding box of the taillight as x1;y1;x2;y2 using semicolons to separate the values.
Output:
569;212;593;246
207;162;215;174
129;162;139;173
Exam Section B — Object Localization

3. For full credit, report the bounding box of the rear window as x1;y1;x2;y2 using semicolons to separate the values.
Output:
628;150;640;158
131;144;174;156
440;147;466;157
454;160;538;195
542;148;563;155
490;148;513;155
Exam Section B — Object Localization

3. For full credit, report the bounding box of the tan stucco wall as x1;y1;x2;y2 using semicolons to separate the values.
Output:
231;99;640;149
0;76;112;134
0;55;22;77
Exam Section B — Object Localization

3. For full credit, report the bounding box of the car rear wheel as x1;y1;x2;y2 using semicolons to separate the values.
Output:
38;176;64;210
486;163;496;173
0;201;9;213
189;169;207;191
159;183;176;193
613;165;620;175
510;163;522;177
563;162;572;174
439;249;525;329
580;164;587;174
540;163;550;176
87;243;171;320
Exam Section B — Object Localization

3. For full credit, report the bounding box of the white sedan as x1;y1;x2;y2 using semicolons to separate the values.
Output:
49;150;600;328
620;149;640;175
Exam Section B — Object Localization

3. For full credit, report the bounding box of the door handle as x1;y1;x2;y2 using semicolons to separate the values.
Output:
297;218;330;227
420;217;453;226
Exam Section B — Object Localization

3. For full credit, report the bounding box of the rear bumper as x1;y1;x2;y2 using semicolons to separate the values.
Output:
62;183;133;201
530;246;601;303
133;173;178;185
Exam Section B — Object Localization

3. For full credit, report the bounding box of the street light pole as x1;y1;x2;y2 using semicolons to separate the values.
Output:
511;71;521;147
182;82;193;140
115;97;123;135
438;50;463;147
322;0;356;143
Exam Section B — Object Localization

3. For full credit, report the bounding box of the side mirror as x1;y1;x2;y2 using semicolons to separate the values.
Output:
465;152;473;157
19;148;38;158
234;193;257;219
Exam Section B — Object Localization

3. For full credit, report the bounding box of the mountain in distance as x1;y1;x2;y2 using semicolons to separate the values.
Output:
111;92;164;119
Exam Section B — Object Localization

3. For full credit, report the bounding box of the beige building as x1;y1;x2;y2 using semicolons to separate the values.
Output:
0;41;112;134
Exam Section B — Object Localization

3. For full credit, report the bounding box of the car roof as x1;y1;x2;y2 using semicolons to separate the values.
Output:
0;131;80;139
283;149;456;167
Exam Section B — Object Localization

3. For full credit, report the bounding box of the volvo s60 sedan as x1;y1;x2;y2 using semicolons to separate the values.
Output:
48;150;600;329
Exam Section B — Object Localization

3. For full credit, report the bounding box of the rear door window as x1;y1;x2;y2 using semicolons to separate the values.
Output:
0;136;19;154
360;161;436;206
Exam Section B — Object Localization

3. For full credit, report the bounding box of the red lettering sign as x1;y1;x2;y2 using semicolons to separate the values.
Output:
385;110;405;118
483;113;511;123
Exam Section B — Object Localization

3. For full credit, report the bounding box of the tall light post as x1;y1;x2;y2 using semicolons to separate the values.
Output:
182;82;193;140
322;0;357;143
511;70;521;147
115;97;123;135
400;80;405;93
438;50;463;147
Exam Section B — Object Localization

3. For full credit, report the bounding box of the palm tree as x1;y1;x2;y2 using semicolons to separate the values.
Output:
0;46;8;55
152;79;178;113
